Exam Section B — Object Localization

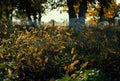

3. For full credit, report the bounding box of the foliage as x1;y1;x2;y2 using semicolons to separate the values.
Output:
0;0;16;22
86;0;120;24
57;69;105;81
0;23;120;81
0;0;48;23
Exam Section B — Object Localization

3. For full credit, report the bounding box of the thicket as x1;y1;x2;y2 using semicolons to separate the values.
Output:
0;23;120;81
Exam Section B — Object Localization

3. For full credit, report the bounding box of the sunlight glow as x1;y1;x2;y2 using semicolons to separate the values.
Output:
41;9;68;23
116;0;120;4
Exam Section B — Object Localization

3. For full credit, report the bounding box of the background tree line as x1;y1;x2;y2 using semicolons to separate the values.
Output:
0;0;47;26
0;0;120;27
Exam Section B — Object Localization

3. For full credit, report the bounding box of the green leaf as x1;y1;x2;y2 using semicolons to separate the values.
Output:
0;63;6;69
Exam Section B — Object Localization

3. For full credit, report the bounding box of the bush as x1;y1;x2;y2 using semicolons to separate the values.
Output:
0;24;120;81
57;69;105;81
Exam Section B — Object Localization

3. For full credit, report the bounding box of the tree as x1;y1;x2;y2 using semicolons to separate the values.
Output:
66;0;87;32
16;0;35;25
105;2;120;24
16;0;47;25
49;0;115;32
97;0;112;22
33;0;48;24
87;0;120;25
0;0;16;25
49;0;91;32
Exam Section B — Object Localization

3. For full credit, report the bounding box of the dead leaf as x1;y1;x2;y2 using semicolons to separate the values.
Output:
81;61;88;69
71;48;75;54
8;69;12;77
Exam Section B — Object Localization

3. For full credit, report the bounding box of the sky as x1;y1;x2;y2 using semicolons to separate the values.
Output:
116;0;120;4
41;0;120;23
41;8;68;23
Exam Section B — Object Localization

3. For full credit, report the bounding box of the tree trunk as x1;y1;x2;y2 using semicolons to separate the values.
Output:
99;6;105;22
67;0;77;28
78;0;87;18
75;0;87;32
67;0;87;32
6;8;12;27
33;13;37;27
38;12;41;24
27;12;33;26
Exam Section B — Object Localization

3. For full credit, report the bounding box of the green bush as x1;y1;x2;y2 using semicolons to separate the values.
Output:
0;24;120;81
57;69;105;81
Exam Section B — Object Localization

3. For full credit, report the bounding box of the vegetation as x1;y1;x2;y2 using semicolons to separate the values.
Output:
0;0;120;81
0;23;120;81
0;0;48;24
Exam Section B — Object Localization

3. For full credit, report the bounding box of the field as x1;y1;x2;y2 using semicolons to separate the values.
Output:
0;23;120;81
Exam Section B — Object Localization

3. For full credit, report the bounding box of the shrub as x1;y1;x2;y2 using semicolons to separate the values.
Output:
0;24;120;81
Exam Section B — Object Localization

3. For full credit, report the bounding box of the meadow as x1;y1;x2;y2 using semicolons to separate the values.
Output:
0;23;120;81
